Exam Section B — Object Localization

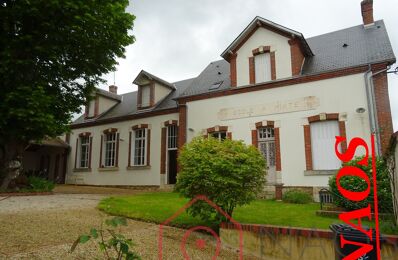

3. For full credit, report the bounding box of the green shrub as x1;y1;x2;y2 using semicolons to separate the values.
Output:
28;176;55;192
282;189;313;204
328;156;392;213
175;136;266;223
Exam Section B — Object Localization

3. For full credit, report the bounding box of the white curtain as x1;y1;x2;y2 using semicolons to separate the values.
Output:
254;53;271;83
310;121;341;170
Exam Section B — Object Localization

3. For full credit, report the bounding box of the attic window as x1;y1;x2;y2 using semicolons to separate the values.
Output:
209;81;223;90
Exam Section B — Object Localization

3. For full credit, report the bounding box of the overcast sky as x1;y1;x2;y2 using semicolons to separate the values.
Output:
99;0;398;131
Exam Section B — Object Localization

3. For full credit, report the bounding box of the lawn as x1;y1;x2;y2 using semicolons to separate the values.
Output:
98;192;397;234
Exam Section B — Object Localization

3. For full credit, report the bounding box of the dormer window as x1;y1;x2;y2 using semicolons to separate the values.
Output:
254;52;271;83
133;70;176;110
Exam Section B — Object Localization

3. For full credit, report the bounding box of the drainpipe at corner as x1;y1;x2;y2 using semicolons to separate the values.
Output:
364;64;390;156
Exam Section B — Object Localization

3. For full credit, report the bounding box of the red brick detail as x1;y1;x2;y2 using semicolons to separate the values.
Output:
361;0;374;25
178;103;187;149
275;184;283;200
137;86;143;109
150;82;155;107
255;121;274;129
74;138;78;169
78;132;91;137
177;65;371;104
308;113;339;123
128;131;132;167
99;135;103;168
249;57;255;84
103;128;118;134
207;126;229;133
252;46;271;56
270;52;276;80
275;128;281;171
339;121;348;154
372;67;393;155
230;53;237;87
115;133;120;167
227;132;232;139
109;85;117;94
84;105;89;118
164;120;178;126
88;137;93;169
160;127;166;174
288;38;305;76
147;129;151;166
303;125;312;171
94;96;99;116
132;124;149;130
251;130;258;148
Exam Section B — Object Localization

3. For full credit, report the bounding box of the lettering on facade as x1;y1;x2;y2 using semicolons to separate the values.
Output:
217;96;320;121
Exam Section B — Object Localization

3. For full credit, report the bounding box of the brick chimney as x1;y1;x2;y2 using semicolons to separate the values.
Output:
109;85;118;94
361;0;374;26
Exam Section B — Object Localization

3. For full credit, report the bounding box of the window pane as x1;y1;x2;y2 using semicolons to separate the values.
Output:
310;121;341;170
141;87;150;107
255;53;271;83
133;129;147;166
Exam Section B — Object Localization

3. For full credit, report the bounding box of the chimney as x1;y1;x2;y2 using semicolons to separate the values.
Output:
361;0;374;26
109;85;118;94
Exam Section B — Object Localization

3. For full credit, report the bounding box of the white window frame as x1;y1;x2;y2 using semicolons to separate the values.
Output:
132;128;148;166
310;120;341;170
167;125;178;150
104;132;117;167
254;53;271;83
79;136;90;168
258;127;276;167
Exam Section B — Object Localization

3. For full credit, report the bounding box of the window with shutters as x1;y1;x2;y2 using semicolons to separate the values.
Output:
310;121;341;170
104;133;117;167
133;128;147;166
254;53;271;83
79;136;90;168
141;86;150;107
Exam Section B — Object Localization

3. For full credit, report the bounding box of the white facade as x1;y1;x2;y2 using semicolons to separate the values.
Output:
67;113;178;186
186;73;371;187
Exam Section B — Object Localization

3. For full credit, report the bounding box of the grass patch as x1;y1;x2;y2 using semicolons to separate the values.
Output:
98;192;398;234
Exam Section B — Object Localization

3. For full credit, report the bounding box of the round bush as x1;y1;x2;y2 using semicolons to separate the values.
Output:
328;156;392;213
282;189;313;204
175;136;266;223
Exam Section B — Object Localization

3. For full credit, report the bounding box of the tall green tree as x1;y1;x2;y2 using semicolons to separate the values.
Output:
0;0;135;188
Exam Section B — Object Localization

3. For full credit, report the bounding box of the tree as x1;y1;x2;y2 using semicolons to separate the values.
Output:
0;0;135;188
175;137;266;223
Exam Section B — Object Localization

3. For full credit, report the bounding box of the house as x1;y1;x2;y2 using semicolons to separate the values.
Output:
65;0;396;197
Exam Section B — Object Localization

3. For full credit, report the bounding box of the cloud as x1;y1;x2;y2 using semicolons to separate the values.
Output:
100;0;398;131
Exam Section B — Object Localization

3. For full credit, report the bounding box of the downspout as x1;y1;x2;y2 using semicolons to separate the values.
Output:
364;64;390;156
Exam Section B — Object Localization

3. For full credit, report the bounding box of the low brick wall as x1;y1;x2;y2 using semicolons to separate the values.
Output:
220;223;398;259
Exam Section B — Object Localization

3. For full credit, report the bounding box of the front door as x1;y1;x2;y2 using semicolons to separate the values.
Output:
258;127;276;184
168;150;177;184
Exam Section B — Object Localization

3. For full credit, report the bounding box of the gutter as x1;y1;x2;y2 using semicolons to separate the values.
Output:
364;64;390;156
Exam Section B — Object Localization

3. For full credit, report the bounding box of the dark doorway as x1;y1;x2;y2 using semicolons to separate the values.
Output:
168;150;177;184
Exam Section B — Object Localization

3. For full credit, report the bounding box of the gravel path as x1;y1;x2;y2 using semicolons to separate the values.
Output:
0;188;253;259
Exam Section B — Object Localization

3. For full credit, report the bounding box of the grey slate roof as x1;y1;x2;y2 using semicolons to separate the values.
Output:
302;20;396;74
72;19;395;126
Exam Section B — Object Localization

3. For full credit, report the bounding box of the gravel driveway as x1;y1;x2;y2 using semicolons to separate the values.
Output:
0;186;252;259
